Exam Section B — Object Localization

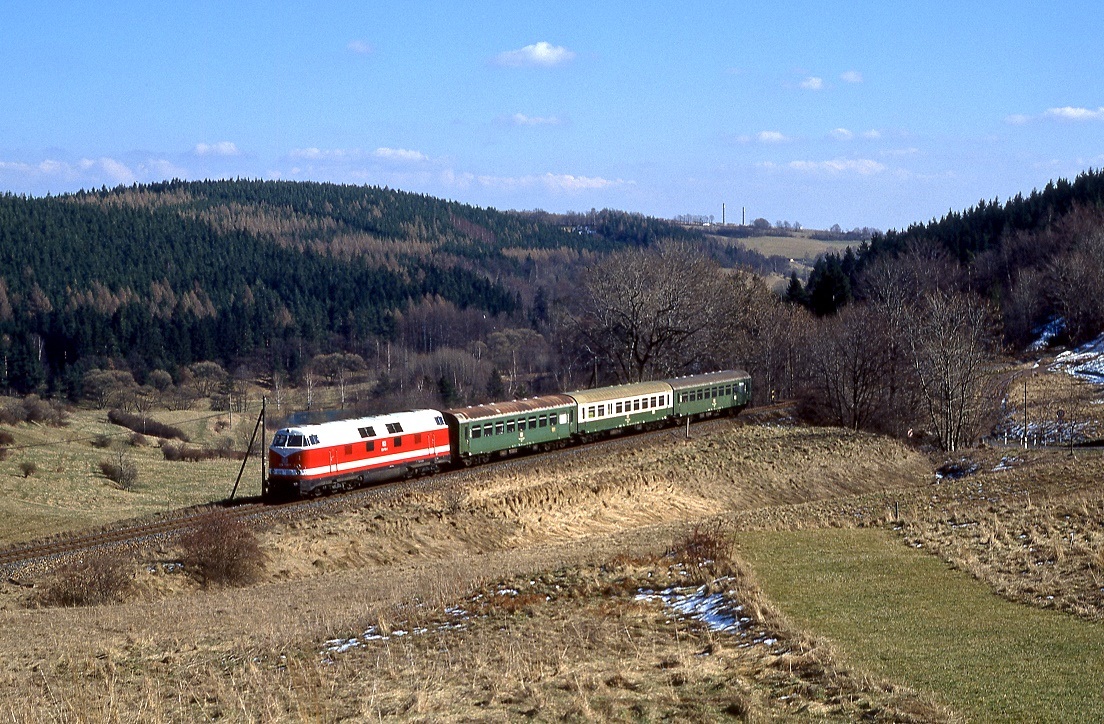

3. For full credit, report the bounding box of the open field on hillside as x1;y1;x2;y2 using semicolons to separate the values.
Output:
708;231;858;263
0;400;260;543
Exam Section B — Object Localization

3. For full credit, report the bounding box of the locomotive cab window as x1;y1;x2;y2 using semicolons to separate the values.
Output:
288;435;305;447
273;434;288;447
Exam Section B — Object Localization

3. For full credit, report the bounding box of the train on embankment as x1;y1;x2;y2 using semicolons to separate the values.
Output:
265;369;751;499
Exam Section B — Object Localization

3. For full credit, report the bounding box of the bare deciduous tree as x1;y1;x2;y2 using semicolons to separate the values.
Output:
573;242;728;382
907;291;997;452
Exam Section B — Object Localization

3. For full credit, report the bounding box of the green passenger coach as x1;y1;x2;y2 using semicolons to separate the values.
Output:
445;394;576;464
668;370;751;419
568;380;674;436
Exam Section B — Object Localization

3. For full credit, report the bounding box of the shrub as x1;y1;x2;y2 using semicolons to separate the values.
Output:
178;512;265;587
99;451;139;490
669;522;732;566
19;461;36;477
128;432;148;447
108;408;189;441
161;443;245;462
0;430;14;445
35;551;133;607
0;448;8;462
0;396;69;427
91;433;113;449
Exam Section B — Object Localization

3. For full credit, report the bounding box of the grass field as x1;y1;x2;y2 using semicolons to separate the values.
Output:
737;528;1104;722
709;231;858;262
0;400;262;543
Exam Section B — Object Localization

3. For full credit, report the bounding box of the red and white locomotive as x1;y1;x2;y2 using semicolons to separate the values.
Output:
266;409;451;497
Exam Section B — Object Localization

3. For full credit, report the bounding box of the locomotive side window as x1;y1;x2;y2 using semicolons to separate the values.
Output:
385;422;404;434
394;436;403;447
366;440;375;452
358;426;377;438
289;434;305;447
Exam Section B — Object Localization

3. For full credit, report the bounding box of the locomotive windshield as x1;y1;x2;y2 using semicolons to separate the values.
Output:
273;434;289;447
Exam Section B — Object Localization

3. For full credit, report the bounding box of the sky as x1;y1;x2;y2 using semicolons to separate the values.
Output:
2;1;1103;231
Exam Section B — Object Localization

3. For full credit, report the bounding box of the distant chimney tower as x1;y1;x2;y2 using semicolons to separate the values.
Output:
722;203;726;225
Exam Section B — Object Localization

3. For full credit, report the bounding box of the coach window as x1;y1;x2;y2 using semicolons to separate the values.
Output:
506;420;515;433
529;417;537;430
471;426;481;439
539;414;547;427
495;422;504;435
598;405;605;417
633;399;640;411
614;402;621;414
484;423;493;436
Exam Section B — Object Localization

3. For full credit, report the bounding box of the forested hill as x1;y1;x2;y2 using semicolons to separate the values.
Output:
0;180;703;395
867;167;1104;263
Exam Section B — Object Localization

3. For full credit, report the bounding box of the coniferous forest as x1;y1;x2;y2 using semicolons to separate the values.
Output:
0;179;739;397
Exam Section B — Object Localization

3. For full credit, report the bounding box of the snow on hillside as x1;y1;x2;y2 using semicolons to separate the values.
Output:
1052;333;1104;382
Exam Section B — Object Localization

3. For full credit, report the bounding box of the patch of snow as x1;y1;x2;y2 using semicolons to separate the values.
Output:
1028;318;1065;352
1052;332;1104;382
635;585;755;637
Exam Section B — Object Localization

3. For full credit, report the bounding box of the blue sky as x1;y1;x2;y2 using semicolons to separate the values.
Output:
2;2;1102;230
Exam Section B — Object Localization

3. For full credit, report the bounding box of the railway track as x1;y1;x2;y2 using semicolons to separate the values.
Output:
0;402;795;577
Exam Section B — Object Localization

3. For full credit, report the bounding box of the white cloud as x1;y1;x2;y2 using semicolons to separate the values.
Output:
830;128;854;140
756;130;789;143
788;158;886;175
373;147;428;162
840;70;863;84
1005;114;1031;125
861;129;882;139
194;141;240;157
347;39;373;55
510;113;563;126
98;157;137;184
290;147;362;161
1044;106;1104;121
800;76;823;90
494;41;575;68
474;172;625;193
